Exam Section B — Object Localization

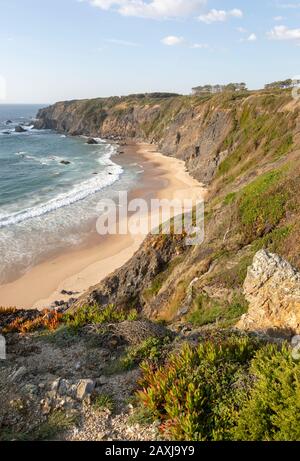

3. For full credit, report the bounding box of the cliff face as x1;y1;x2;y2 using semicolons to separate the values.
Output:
36;90;300;335
238;250;300;336
35;91;300;185
35;93;235;184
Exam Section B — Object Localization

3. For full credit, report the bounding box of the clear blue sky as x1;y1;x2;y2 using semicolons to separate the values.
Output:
1;0;300;103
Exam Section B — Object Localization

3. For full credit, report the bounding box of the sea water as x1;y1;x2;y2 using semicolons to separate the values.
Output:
0;105;139;284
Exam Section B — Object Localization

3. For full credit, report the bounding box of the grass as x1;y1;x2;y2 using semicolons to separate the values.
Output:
216;95;296;185
223;192;237;206
92;394;115;412
212;254;255;289
128;405;155;427
188;293;248;328
237;169;288;242
252;225;293;253
1;410;78;441
142;257;184;301
103;336;171;375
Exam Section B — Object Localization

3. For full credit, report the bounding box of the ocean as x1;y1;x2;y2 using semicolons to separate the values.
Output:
0;104;139;284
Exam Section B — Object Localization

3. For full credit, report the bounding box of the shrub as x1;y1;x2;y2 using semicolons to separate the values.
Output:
3;310;63;334
136;337;300;441
64;305;138;330
234;345;300;441
137;336;259;441
105;337;170;375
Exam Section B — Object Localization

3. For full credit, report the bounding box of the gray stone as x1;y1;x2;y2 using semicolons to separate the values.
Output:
87;138;98;145
15;125;26;133
238;250;300;336
76;379;96;400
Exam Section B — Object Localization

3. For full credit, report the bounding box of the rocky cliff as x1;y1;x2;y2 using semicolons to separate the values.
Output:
238;250;300;336
1;89;300;441
35;89;300;335
35;93;237;184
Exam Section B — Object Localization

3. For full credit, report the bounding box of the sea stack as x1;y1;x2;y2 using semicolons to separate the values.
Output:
87;138;98;145
15;125;26;133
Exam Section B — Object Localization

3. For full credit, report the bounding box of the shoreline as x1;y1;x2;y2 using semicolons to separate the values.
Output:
0;142;206;310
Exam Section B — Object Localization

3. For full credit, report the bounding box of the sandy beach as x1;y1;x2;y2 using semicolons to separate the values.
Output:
0;143;205;310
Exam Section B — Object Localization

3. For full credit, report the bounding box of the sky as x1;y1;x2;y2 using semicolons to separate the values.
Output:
0;0;300;103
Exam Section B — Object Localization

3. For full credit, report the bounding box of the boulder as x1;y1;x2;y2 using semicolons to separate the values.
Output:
15;125;26;133
87;138;98;145
5;120;12;125
60;160;71;165
76;379;95;400
237;250;300;337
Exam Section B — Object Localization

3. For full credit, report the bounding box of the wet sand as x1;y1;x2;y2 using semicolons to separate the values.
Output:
0;143;206;309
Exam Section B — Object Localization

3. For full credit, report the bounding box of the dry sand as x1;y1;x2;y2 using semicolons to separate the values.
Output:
0;143;206;309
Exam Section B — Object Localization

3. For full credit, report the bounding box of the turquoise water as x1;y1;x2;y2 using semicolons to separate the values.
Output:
0;105;139;283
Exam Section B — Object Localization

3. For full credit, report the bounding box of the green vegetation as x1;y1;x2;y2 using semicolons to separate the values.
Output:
137;336;300;441
217;96;295;183
1;411;77;442
252;225;292;253
104;336;171;375
188;293;248;328
92;394;115;412
235;345;300;441
64;305;138;331
237;169;288;242
128;405;154;427
223;192;237;205
143;257;184;301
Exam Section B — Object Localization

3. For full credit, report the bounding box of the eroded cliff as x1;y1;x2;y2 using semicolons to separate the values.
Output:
35;89;300;335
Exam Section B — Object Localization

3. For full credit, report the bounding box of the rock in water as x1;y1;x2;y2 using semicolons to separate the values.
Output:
60;160;71;165
87;138;98;145
15;125;26;133
237;250;300;336
5;120;12;125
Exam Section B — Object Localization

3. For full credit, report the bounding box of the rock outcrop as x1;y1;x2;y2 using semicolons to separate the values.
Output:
15;125;26;133
70;233;186;314
86;138;98;145
238;250;300;336
34;95;234;184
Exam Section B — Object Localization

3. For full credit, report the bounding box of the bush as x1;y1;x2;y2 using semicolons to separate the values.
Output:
105;337;170;375
137;336;259;441
234;345;300;441
136;336;300;441
64;305;138;330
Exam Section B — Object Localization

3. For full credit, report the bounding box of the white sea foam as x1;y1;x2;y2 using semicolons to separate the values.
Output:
15;152;73;166
0;145;123;229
